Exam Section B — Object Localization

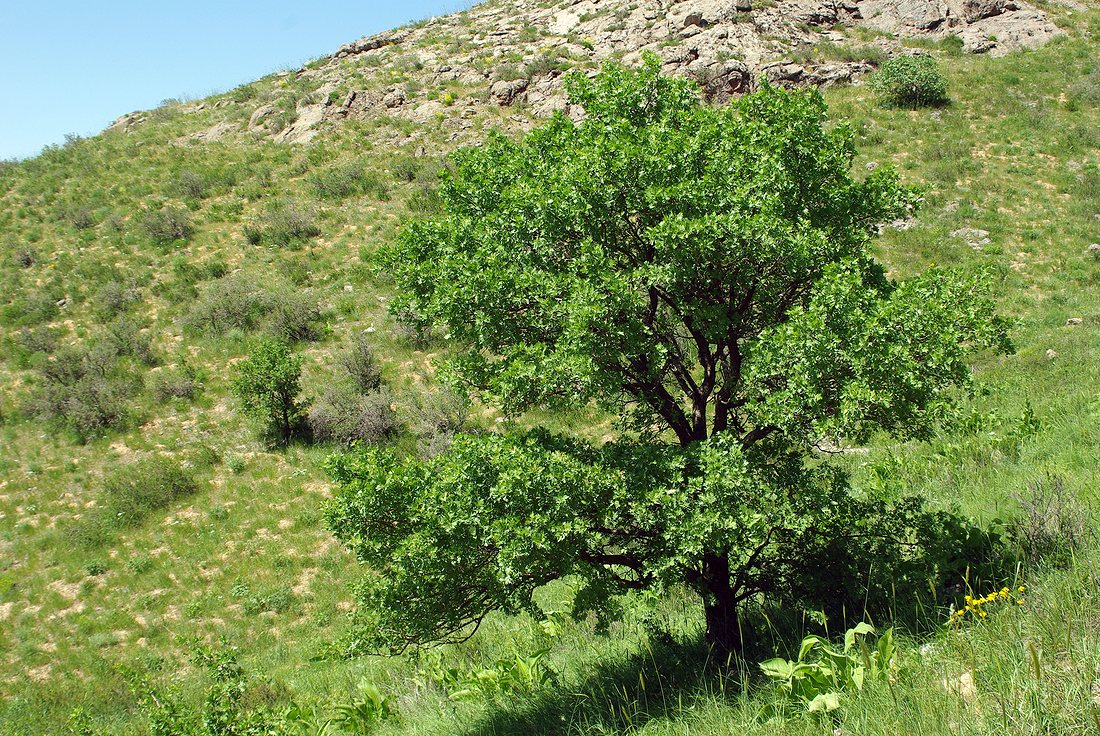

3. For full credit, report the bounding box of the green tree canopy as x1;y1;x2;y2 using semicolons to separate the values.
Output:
231;339;305;446
325;55;1011;655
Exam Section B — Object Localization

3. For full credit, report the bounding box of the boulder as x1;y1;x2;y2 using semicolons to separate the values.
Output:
248;104;277;132
490;78;530;106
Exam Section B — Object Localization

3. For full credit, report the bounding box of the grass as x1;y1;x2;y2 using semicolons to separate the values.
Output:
2;2;1100;734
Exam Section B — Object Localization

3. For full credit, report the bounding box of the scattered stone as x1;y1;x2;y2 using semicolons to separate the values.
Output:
1066;317;1083;326
951;228;993;249
1046;349;1058;359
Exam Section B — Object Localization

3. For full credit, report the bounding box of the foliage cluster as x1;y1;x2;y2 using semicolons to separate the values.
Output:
328;54;1009;656
70;456;198;547
760;623;896;714
871;54;949;108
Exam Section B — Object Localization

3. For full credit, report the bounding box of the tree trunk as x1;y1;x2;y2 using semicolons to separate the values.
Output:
702;552;744;659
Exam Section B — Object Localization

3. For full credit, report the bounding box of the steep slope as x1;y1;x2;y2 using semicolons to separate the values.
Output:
1;0;1098;734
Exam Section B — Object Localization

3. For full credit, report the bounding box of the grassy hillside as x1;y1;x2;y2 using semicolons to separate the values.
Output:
1;1;1099;734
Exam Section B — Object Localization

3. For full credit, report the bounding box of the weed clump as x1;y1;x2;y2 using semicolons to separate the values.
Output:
141;206;194;245
308;385;399;446
243;200;321;247
871;54;949;108
29;342;143;441
184;273;322;341
70;457;198;547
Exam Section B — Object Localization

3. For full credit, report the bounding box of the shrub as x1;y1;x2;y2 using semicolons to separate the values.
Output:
70;457;197;547
264;287;323;342
7;326;58;365
65;206;96;230
30;343;142;441
870;54;949;108
141;206;194;244
13;247;37;268
340;333;383;393
92;281;140;321
309;161;389;201
1;286;61;327
245;201;320;247
1010;475;1092;566
151;365;200;402
173;169;211;200
104;316;158;365
308;385;398;446
185;274;323;342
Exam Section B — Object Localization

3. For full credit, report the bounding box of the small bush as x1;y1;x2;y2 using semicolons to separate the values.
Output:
1;286;61;327
70;457;197;547
870;55;949;108
308;385;399;446
14;248;37;268
104;316;157;365
1069;68;1100;107
264;287;323;342
245;201;321;247
309;161;389;201
340;333;383;393
8;326;58;364
65;206;96;230
173;170;211;200
141;206;194;245
1010;475;1092;566
30;343;142;441
151;364;200;402
185;273;322;341
102;457;197;526
92;281;140;321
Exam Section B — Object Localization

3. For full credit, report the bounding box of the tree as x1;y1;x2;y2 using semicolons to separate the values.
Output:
325;55;1011;656
231;339;305;446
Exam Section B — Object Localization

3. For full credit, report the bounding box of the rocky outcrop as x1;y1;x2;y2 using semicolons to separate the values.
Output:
858;0;1060;55
229;0;1063;146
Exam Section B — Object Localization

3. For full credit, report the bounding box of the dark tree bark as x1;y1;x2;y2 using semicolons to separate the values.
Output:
702;552;743;657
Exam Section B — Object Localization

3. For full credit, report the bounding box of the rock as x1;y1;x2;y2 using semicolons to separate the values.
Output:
1046;349;1058;359
692;60;752;103
733;0;754;10
763;63;806;86
951;228;992;248
804;62;875;87
191;122;237;143
333;31;407;60
248;104;277;132
274;103;326;145
1066;317;1083;326
1087;243;1100;259
383;88;407;108
866;161;880;171
959;0;1012;21
490;78;530;106
107;112;146;133
551;10;580;34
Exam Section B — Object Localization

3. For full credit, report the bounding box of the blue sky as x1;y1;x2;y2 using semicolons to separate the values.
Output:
0;1;477;160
